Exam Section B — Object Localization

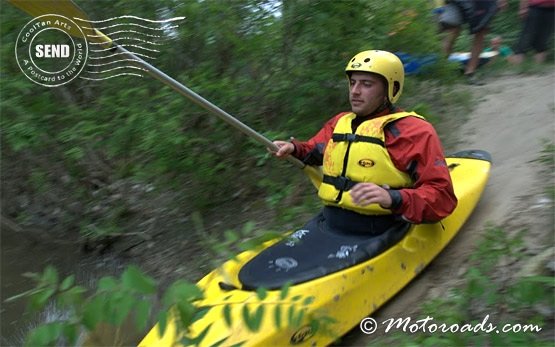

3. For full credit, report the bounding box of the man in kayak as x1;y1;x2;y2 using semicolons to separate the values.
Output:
270;50;457;234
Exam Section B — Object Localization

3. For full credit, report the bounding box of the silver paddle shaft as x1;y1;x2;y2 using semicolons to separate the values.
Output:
113;44;305;169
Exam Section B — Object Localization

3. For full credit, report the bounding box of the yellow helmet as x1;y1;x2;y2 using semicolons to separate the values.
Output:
345;50;404;104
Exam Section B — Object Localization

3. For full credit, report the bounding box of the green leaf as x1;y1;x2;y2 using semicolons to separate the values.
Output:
223;304;233;327
224;230;239;243
58;285;86;307
279;282;291;300
59;275;75;291
62;323;79;345
157;311;168;337
121;266;156;294
82;296;106;330
242;305;264;332
208;336;229;347
241;222;256;237
291;295;302;302
302;296;315;306
256;287;267;300
273;305;282;329
251;306;264;332
238;233;283;252
309;318;320;334
293;309;305;328
135;300;151;331
98;276;118;291
466;268;487;297
193;306;210;323
188;323;213;345
111;294;135;325
520;275;555;286
287;306;295;326
177;301;196;328
238;239;260;252
25;322;63;347
162;280;203;307
30;288;56;310
64;147;84;160
510;278;549;306
40;266;59;287
242;306;251;331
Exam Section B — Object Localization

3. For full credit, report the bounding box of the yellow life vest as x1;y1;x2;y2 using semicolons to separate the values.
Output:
318;111;425;215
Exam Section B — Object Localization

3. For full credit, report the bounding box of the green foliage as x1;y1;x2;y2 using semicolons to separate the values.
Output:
7;264;198;346
219;283;327;337
534;139;555;168
468;225;525;273
528;138;554;273
192;212;284;269
10;263;331;346
5;265;162;346
18;213;329;345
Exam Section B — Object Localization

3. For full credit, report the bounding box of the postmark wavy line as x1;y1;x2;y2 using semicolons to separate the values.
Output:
85;66;147;74
81;24;179;32
100;28;175;38
89;37;164;46
88;30;165;40
87;59;143;67
90;44;159;53
80;73;144;81
74;15;185;24
87;51;156;60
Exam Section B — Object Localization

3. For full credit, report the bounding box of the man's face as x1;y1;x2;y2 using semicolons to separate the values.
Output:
349;72;387;117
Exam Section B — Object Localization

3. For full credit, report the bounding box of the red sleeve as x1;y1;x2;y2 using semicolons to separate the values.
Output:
385;117;458;223
291;112;348;162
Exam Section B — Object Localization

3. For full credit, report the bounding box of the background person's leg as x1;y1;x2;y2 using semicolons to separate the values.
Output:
530;6;555;63
442;26;462;56
511;6;536;64
465;29;487;75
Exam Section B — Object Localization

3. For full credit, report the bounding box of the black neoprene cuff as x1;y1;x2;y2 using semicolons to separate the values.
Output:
387;189;403;210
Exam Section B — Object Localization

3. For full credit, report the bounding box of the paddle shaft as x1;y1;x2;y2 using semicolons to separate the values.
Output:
106;44;304;169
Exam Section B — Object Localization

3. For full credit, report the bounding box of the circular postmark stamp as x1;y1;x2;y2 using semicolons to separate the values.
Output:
15;14;88;87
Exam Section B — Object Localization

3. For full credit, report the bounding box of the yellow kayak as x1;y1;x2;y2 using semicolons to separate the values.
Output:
140;150;491;347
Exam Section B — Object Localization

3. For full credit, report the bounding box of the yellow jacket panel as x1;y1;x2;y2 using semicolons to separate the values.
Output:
318;111;424;215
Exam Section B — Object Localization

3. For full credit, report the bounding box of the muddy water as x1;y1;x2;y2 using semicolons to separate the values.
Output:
1;229;126;345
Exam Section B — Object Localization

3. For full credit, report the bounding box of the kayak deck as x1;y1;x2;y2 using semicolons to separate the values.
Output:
238;218;410;290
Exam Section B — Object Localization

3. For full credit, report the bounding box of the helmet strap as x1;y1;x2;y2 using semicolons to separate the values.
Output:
365;99;392;118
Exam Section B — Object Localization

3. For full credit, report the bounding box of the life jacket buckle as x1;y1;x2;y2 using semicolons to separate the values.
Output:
336;176;351;191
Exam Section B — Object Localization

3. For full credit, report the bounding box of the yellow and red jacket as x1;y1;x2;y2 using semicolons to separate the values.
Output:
291;108;457;223
318;112;423;215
